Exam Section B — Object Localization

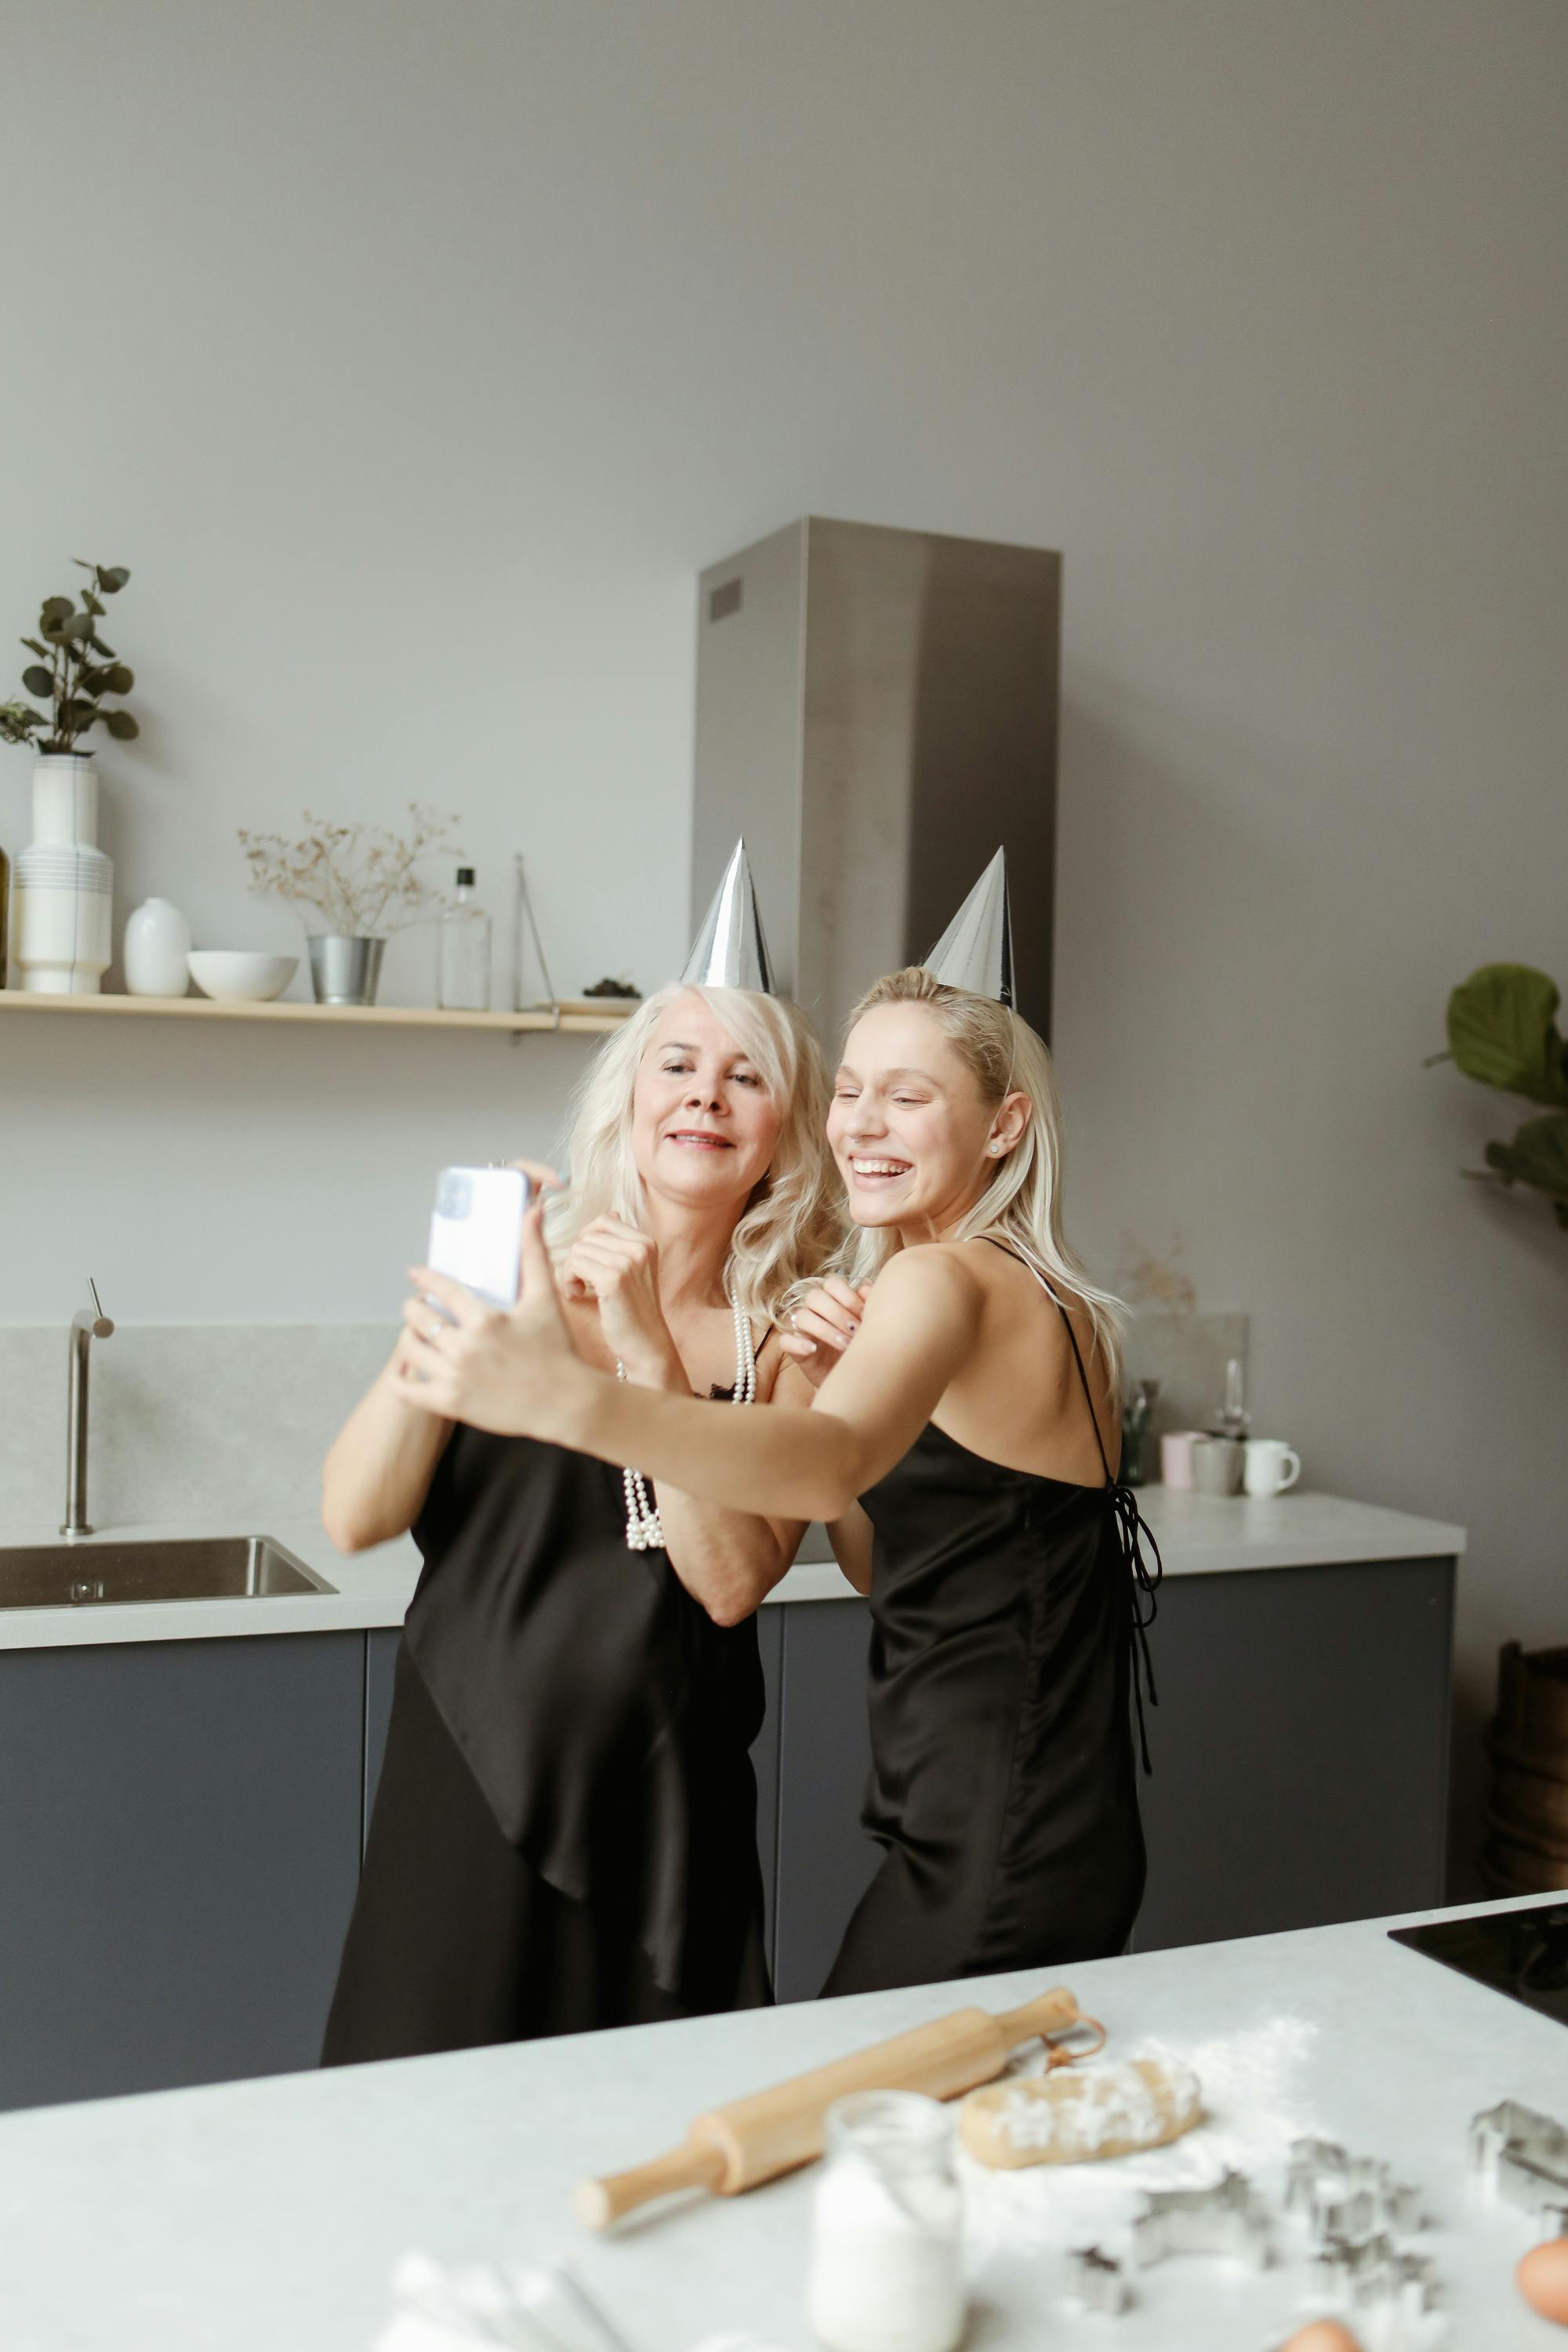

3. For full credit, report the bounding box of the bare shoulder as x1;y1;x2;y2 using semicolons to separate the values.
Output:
954;1240;1105;1379
863;1243;987;1327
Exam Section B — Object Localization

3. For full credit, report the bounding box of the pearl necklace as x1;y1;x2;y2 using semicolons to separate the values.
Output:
616;1269;757;1552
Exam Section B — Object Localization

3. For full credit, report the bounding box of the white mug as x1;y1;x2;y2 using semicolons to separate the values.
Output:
1244;1438;1301;1497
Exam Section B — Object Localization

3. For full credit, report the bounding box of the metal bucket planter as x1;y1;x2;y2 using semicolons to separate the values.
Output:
307;935;386;1007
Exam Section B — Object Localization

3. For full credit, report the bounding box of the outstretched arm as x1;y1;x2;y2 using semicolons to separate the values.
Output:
322;1331;455;1552
399;1210;982;1525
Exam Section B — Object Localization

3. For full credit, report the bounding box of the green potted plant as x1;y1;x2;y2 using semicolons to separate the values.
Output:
2;563;138;993
1432;964;1568;1227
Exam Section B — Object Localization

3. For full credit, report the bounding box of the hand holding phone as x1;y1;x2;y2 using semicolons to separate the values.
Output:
426;1166;532;1308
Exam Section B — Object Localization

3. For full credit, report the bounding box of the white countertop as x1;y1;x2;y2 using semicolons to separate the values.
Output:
0;1487;1466;1650
0;1891;1553;2350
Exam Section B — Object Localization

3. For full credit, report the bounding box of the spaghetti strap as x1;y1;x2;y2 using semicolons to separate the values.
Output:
977;1232;1163;1773
976;1234;1111;1481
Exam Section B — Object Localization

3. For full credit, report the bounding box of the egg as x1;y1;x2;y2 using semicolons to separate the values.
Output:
1277;2325;1364;2352
1519;2236;1568;2325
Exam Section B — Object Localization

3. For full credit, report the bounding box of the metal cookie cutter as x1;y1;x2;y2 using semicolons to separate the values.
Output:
1285;2137;1425;2241
1309;2231;1442;2323
1066;2245;1131;2315
1470;2100;1568;2230
1130;2170;1272;2270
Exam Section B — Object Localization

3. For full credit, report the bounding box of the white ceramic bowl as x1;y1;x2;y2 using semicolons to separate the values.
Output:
187;951;298;1004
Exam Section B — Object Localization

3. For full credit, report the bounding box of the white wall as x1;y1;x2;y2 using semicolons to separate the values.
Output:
5;2;1566;1871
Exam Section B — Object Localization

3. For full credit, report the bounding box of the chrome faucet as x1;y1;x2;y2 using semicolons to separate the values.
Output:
61;1279;114;1539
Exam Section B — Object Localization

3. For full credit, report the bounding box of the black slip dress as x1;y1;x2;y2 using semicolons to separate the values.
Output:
321;1350;773;2064
820;1243;1160;1998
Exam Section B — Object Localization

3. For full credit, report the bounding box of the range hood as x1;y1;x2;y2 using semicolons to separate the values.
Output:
691;517;1060;1039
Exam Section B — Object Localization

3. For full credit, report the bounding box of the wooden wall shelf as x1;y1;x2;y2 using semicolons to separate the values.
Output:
0;991;636;1037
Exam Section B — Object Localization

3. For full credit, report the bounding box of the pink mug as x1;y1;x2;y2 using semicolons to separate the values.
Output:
1160;1431;1209;1490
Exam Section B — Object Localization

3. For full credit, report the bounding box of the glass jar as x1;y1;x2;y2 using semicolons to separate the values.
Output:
808;2090;964;2352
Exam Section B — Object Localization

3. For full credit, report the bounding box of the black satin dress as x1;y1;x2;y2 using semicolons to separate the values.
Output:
821;1246;1160;1997
321;1370;771;2063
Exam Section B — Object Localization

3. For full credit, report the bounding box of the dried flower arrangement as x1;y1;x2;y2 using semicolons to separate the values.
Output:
1116;1231;1197;1317
238;804;463;938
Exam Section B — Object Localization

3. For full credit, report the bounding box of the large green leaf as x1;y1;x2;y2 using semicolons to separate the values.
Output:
1447;964;1567;1103
1483;1112;1568;1205
99;566;129;592
103;710;139;740
21;666;53;697
103;662;133;694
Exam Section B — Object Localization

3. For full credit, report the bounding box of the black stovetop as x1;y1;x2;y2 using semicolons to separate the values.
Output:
1390;1900;1568;2027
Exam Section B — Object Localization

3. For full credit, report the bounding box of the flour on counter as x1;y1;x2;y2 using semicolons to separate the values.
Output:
985;2060;1200;2156
960;2014;1327;2266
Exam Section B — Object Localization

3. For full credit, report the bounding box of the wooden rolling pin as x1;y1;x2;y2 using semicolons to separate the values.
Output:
575;1984;1080;2228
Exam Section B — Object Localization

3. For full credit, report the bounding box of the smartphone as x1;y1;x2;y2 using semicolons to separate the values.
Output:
426;1166;532;1308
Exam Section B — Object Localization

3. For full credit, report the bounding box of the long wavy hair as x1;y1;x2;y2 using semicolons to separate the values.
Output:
545;982;838;1323
828;967;1125;1393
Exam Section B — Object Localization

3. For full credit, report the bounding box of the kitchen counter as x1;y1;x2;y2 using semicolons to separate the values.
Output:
0;1891;1555;2351
0;1488;1466;1650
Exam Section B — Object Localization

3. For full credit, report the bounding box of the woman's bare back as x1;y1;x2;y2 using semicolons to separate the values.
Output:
926;1239;1119;1486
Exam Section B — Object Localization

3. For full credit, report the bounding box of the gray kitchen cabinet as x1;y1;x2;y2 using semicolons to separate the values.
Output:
1132;1556;1454;1950
760;1559;1455;1998
0;1548;1455;2113
0;1632;364;2111
770;1600;878;2002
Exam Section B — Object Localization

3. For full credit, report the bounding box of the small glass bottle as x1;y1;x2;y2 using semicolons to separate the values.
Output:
808;2091;965;2352
1211;1354;1250;1442
438;866;492;1011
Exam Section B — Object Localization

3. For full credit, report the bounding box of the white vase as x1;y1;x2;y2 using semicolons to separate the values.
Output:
13;755;114;994
123;898;192;996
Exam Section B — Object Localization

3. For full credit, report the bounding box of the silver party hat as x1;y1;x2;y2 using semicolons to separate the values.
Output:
924;848;1014;1006
681;837;777;994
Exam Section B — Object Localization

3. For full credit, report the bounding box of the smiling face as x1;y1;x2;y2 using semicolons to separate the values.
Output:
827;1001;1029;1237
629;989;783;1214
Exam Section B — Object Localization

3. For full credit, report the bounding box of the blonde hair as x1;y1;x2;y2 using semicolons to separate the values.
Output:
830;967;1126;1394
546;982;838;1322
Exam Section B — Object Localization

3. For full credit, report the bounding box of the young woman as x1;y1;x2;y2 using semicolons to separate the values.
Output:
319;979;836;2059
397;966;1160;1996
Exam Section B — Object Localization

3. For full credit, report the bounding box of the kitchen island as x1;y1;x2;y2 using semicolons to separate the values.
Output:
0;1892;1557;2351
0;1490;1464;2107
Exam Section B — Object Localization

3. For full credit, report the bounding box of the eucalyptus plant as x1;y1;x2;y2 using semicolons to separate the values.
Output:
1433;964;1568;1228
0;561;138;754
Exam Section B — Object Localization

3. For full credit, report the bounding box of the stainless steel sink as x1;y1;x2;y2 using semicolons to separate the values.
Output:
0;1536;337;1611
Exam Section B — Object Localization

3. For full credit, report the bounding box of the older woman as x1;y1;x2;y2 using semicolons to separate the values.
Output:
320;964;834;2060
397;864;1160;1999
